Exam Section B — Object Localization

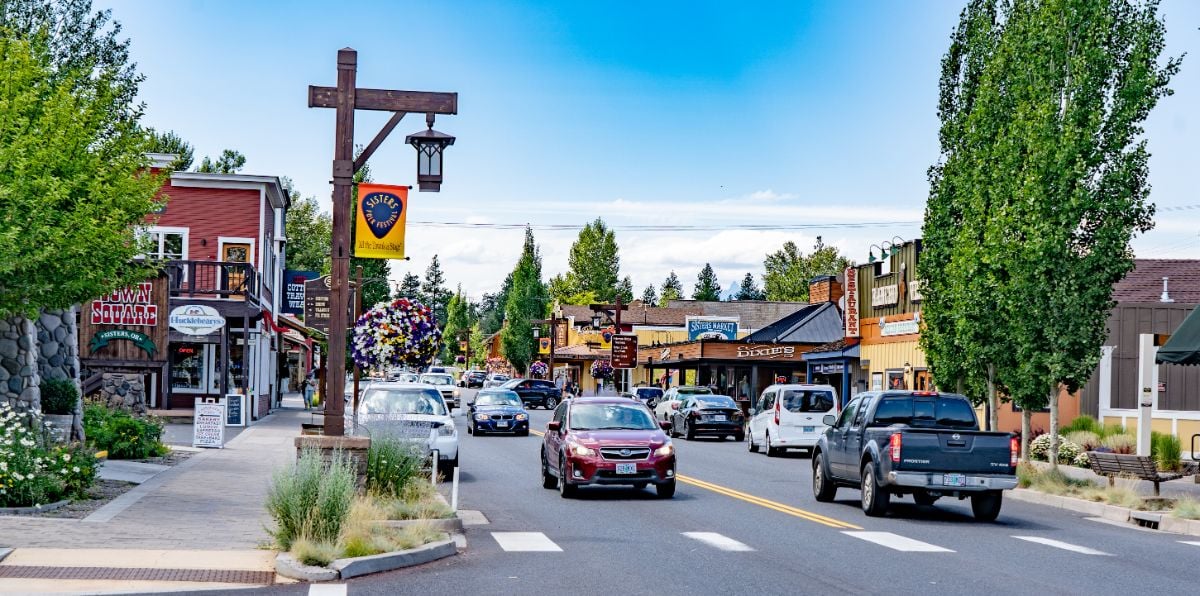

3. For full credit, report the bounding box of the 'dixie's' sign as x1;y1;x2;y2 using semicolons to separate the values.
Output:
90;282;158;326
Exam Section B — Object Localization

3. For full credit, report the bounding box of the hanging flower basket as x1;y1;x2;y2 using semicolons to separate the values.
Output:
455;355;466;364
351;298;443;370
529;361;548;379
590;359;614;380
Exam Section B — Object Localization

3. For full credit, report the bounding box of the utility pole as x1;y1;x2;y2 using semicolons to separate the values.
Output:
309;48;457;436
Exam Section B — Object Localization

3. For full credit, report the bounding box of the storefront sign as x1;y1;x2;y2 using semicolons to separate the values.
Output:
192;398;226;449
90;282;157;326
611;334;638;369
908;280;924;303
687;317;739;341
735;345;796;359
304;276;332;334
879;315;920;337
844;266;860;337
871;285;898;308
283;270;318;315
89;329;157;356
169;305;226;336
813;362;845;375
354;183;409;259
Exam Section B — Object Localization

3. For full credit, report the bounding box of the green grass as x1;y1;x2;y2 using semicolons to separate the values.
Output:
1172;497;1200;520
365;438;425;496
265;449;356;550
1150;432;1182;472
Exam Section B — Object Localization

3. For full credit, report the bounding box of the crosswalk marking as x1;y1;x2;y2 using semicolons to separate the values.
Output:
841;531;954;552
492;532;563;552
1180;541;1200;547
682;532;755;552
309;584;347;596
1013;536;1111;556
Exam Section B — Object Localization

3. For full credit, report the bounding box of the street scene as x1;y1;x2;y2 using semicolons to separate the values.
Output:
2;0;1200;594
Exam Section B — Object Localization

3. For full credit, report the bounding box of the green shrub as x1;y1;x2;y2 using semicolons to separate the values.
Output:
1101;433;1136;454
83;402;167;459
1100;422;1127;438
365;438;425;496
0;402;97;507
1061;415;1100;435
1065;431;1101;451
266;449;356;550
40;379;79;415
1150;432;1182;472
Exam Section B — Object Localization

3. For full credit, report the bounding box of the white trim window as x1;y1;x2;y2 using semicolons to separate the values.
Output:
144;226;189;261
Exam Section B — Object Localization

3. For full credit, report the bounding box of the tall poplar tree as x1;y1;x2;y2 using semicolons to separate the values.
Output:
501;227;548;373
567;218;621;302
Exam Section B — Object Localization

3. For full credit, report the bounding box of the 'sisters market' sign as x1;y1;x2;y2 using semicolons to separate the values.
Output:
90;282;157;326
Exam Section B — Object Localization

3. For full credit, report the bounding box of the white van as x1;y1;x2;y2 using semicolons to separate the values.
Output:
747;384;838;456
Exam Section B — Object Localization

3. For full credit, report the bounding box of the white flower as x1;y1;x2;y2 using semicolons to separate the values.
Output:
62;453;70;462
72;466;80;473
0;462;6;471
13;472;24;481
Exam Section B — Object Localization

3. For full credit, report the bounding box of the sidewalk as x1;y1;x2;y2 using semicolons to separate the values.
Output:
0;394;316;592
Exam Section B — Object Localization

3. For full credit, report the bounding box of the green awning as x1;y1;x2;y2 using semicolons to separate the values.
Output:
1157;307;1200;366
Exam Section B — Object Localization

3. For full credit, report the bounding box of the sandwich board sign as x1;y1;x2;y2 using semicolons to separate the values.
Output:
193;397;226;448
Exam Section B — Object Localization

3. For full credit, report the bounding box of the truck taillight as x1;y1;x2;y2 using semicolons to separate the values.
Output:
1010;436;1019;467
890;433;901;464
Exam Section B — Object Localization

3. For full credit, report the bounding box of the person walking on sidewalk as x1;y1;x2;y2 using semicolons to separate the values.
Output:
303;370;316;410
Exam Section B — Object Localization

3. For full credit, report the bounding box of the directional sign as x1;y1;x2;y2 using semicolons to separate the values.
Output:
611;334;638;369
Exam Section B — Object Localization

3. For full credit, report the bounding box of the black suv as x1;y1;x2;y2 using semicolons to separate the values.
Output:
461;370;487;388
503;378;562;409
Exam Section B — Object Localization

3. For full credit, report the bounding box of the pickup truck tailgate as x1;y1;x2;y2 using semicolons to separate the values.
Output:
894;429;1013;475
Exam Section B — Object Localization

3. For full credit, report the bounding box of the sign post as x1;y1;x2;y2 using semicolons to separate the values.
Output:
193;397;226;449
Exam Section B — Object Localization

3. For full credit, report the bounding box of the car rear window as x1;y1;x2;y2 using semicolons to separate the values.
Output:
695;396;737;408
678;387;713;395
636;388;663;399
870;396;977;429
780;390;835;413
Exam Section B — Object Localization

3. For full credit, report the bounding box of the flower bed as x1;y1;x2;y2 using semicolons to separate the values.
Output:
0;402;97;509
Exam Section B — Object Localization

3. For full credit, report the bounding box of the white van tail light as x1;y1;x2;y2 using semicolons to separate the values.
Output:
774;399;780;426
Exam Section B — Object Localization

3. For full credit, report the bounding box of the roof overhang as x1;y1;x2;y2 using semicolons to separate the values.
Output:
170;171;290;209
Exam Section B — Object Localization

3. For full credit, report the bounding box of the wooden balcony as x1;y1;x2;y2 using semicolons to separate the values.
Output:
167;260;261;307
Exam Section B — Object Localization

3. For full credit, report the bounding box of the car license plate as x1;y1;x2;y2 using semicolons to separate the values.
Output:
943;473;966;487
496;420;509;428
802;426;815;433
615;463;637;475
712;415;726;421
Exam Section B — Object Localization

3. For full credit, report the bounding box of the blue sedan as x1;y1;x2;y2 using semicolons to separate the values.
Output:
467;389;530;436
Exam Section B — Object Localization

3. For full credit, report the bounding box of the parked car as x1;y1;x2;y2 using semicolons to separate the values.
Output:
747;384;839;457
652;385;713;421
420;373;460;410
460;370;487;388
669;394;745;441
628;386;663;406
351;382;458;469
502;378;563;410
467;389;529;436
540;397;676;498
484;373;511;388
812;390;1018;520
396;372;420;383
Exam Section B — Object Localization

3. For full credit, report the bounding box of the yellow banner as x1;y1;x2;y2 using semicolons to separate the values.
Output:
354;184;408;259
538;338;551;354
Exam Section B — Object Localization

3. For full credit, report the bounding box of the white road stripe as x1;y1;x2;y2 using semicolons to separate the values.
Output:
1013;536;1112;556
309;584;347;596
841;531;954;552
682;532;755;552
492;532;563;552
1180;541;1200;547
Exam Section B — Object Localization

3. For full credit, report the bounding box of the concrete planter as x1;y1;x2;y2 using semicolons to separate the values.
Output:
43;413;75;442
0;498;70;516
275;553;339;583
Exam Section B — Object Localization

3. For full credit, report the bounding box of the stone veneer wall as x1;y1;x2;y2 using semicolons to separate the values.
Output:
0;315;41;413
35;307;83;440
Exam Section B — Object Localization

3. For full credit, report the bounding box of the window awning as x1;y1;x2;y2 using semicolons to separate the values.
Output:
1156;307;1200;366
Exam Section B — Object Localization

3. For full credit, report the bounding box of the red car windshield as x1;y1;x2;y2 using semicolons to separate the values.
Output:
569;404;657;430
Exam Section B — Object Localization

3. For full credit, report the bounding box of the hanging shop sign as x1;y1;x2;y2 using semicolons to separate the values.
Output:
90;282;158;326
169;304;226;336
879;314;920;337
304;276;332;334
845;266;860;337
611;334;638;369
686;317;739;341
283;270;318;315
871;284;899;308
89;329;157;356
354;183;409;259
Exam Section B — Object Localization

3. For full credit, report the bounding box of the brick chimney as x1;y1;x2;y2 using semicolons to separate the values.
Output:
809;275;843;305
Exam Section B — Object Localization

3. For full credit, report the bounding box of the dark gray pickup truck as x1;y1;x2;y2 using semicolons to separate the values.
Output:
812;391;1018;521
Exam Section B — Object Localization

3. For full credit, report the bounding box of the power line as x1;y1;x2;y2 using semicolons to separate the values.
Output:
406;220;923;232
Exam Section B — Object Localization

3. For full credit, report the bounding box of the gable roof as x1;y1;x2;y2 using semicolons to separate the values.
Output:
742;302;844;344
1113;260;1200;304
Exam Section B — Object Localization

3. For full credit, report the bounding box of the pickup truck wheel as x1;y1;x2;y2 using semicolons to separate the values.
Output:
813;453;837;502
861;464;890;517
913;492;939;506
971;491;1003;522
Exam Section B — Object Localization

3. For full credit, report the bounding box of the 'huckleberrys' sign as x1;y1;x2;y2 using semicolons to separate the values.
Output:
168;305;226;336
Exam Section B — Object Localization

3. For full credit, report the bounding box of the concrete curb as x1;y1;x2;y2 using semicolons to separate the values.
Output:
0;499;70;516
376;517;463;533
1008;488;1200;536
331;537;457;579
275;553;339;582
0;547;12;563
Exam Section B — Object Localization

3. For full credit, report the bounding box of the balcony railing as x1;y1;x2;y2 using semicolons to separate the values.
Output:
167;260;260;304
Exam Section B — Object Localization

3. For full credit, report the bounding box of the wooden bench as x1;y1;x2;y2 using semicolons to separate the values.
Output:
1085;451;1182;496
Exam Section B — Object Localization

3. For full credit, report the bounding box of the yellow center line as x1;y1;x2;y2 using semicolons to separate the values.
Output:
525;426;859;529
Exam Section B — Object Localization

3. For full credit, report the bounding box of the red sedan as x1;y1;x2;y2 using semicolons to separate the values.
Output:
541;397;677;498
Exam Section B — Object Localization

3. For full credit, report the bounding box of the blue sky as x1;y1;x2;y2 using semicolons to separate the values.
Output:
101;0;1200;299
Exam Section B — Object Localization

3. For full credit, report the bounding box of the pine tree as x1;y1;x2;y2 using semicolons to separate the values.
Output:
501;227;548;373
735;272;766;301
640;285;658;305
421;255;452;324
692;264;722;301
659;271;683;307
616;276;634;304
395;273;422;300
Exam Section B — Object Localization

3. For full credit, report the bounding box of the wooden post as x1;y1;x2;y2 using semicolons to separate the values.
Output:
353;265;363;417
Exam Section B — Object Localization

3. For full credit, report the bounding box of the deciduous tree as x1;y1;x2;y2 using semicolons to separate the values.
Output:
659;271;683;307
567;218;621;302
197;149;246;174
762;237;851;302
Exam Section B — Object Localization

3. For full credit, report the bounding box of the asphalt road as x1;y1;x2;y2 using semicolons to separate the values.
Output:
248;389;1200;596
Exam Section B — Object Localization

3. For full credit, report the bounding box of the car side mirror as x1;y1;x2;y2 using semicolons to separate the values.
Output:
823;414;836;426
547;421;562;432
659;421;671;431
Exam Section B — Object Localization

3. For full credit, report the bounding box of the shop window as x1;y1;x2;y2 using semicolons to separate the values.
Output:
886;369;907;390
171;343;204;390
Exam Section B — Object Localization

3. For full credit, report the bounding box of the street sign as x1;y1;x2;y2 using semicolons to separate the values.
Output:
304;276;333;334
611;334;638;369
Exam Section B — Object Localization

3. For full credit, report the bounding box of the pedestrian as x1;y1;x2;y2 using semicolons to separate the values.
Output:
303;370;316;410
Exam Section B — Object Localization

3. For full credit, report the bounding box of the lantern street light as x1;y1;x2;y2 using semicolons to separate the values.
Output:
406;113;456;192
